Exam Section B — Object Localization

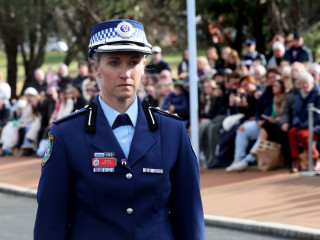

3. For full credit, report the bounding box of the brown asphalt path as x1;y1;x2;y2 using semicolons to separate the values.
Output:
0;156;319;229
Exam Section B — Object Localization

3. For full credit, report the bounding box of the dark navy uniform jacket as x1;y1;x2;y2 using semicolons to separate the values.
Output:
34;96;205;240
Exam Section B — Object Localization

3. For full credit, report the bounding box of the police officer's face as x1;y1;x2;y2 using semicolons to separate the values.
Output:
93;52;146;104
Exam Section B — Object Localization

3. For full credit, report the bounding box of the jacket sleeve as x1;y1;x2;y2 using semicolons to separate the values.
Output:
170;122;205;240
34;124;73;240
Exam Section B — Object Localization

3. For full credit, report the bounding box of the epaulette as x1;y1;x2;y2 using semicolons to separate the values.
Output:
150;107;182;120
53;106;88;124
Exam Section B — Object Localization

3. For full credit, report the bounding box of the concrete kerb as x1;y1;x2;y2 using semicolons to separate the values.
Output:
205;214;320;240
0;183;37;198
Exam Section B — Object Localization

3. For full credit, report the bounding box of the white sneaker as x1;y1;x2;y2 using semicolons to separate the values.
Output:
226;161;240;172
226;160;248;172
235;160;248;171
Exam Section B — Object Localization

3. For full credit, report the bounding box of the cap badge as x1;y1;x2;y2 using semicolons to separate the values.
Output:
117;21;134;39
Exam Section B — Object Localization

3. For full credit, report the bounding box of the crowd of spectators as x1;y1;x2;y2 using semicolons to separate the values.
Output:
0;31;320;174
0;61;100;157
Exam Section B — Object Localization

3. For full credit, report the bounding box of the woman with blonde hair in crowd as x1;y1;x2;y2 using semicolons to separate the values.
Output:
226;49;240;71
197;56;212;79
199;79;217;123
206;47;219;68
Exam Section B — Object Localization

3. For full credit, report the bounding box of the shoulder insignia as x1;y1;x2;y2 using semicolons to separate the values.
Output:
42;135;54;167
53;106;88;124
142;101;159;132
150;107;182;120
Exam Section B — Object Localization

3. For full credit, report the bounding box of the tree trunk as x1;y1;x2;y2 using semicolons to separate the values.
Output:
253;1;267;54
233;0;246;54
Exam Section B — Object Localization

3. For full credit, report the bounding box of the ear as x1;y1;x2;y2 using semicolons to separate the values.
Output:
91;61;102;78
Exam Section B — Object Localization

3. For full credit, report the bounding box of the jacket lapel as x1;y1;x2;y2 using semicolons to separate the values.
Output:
87;97;126;161
128;99;157;167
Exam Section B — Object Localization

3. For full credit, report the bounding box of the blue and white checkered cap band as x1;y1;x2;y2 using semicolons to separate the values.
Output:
89;19;152;57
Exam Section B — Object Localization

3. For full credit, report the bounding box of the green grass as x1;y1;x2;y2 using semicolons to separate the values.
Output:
0;49;208;96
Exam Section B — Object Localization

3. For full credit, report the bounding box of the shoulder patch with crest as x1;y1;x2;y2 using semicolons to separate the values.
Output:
42;135;54;167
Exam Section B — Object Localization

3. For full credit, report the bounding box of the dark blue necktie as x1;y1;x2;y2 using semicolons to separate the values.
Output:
112;114;133;130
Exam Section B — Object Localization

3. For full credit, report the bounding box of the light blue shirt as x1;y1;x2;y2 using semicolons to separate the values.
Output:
98;95;138;158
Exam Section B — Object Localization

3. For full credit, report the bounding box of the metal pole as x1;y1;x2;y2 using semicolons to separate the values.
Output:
187;0;199;158
308;103;314;172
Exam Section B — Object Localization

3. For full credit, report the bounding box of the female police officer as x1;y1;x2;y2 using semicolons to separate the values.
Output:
34;19;205;240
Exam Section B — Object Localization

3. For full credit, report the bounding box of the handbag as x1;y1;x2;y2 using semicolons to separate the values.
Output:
256;140;284;172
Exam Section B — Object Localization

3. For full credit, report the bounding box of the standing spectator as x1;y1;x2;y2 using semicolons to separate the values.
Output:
266;33;286;62
206;47;219;68
57;63;72;89
283;32;313;64
46;66;59;86
178;49;189;75
29;68;48;97
73;60;90;87
145;46;171;74
288;72;320;172
241;38;266;68
285;33;294;49
267;41;286;67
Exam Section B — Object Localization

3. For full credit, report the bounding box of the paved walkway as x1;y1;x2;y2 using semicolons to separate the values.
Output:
0;156;319;235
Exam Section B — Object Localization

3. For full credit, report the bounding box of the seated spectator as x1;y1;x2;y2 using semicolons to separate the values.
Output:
145;46;171;74
199;82;227;168
226;49;240;71
46;66;59;86
283;31;313;64
281;66;293;92
1;88;41;155
57;63;72;89
267;41;285;67
72;86;87;111
0;72;11;105
178;49;189;75
143;85;158;108
29;68;48;97
257;79;290;164
157;79;173;109
162;80;188;120
226;68;281;172
214;76;259;168
199;79;217;123
280;70;301;167
160;69;174;84
206;47;219;68
37;85;58;142
215;46;231;71
0;99;11;133
197;57;213;80
49;86;74;123
288;72;320;172
73;60;90;87
307;63;320;85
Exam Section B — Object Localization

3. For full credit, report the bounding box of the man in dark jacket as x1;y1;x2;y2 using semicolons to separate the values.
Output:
145;46;171;74
283;32;313;64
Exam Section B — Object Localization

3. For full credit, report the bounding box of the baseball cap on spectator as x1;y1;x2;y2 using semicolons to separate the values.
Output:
24;87;38;96
152;46;162;54
245;37;256;46
293;31;302;39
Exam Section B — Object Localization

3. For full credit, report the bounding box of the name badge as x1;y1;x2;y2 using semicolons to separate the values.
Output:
92;158;117;167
